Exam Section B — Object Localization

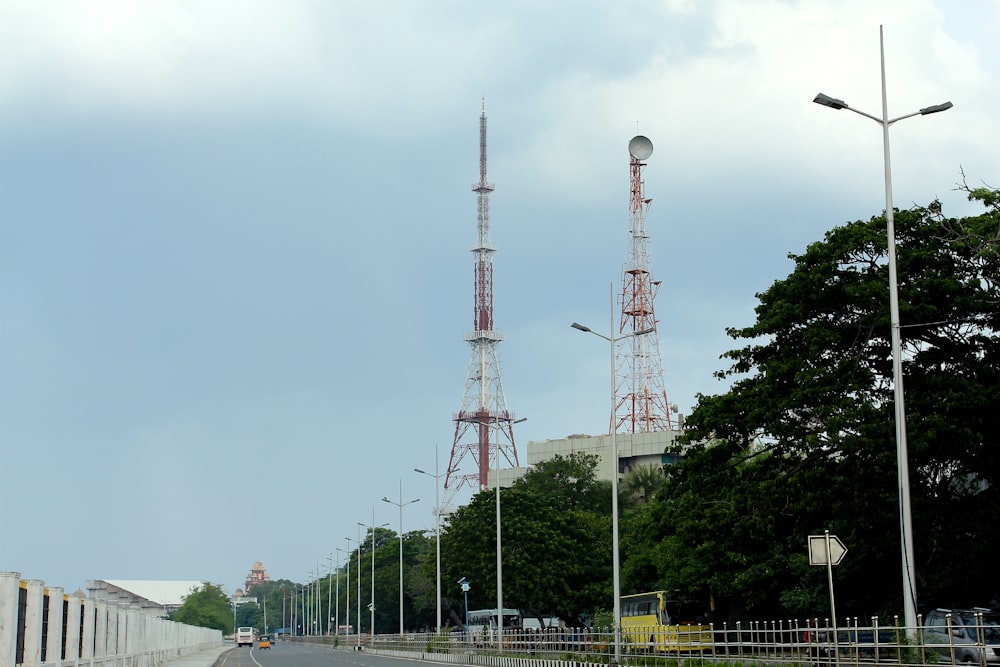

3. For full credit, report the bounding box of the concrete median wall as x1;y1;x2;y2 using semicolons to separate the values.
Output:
0;572;223;667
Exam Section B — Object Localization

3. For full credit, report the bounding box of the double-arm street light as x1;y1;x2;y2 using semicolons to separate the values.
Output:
359;512;389;641
382;481;420;635
572;284;654;664
326;554;335;635
335;547;347;638
813;24;952;635
346;534;362;648
415;447;445;635
496;416;527;650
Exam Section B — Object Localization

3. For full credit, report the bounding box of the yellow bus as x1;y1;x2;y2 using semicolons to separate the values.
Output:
620;592;713;653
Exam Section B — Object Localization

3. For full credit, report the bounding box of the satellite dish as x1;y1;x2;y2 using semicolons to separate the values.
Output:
628;135;653;160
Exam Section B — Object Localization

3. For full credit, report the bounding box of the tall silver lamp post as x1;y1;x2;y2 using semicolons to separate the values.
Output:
359;513;389;642
347;532;362;649
343;539;354;641
326;554;334;635
382;481;420;635
415;447;445;635
572;284;653;663
495;416;527;650
813;24;952;635
335;547;345;637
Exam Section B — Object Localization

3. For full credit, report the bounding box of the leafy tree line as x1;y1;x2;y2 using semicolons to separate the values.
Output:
650;186;1000;621
173;184;998;632
435;186;999;626
439;453;613;628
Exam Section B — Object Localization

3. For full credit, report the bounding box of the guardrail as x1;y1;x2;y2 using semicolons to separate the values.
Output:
298;615;1000;666
1;572;223;666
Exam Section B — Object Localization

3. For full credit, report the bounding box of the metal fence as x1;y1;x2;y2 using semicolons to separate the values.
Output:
300;614;1000;667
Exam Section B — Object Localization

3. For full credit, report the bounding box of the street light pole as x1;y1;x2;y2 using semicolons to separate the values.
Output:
302;572;309;637
327;555;334;635
383;481;420;635
314;565;321;635
495;416;527;650
359;512;389;642
348;530;362;649
813;24;952;634
495;425;503;650
343;540;354;640
335;548;344;638
572;283;654;664
415;447;444;635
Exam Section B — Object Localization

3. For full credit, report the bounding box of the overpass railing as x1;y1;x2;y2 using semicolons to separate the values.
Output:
1;572;223;667
300;615;993;667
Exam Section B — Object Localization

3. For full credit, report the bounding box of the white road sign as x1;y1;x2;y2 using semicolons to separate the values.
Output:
809;534;847;566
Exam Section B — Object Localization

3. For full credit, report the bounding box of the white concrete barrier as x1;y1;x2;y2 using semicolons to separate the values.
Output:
0;572;223;666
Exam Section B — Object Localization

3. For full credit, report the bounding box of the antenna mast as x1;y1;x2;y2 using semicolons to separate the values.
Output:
445;100;520;505
617;136;675;432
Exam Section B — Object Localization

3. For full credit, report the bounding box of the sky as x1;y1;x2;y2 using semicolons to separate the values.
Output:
2;0;998;598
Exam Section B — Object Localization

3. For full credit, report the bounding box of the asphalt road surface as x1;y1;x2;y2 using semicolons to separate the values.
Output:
217;643;429;667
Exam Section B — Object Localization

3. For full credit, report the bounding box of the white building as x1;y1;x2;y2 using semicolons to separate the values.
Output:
86;579;204;617
492;429;686;488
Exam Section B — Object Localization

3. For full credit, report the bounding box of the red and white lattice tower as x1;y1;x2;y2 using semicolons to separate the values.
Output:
616;135;675;433
445;101;520;504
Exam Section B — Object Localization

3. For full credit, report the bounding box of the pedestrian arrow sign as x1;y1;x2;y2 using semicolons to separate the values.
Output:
809;533;848;566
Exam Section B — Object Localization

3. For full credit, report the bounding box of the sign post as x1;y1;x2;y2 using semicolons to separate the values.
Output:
809;531;848;667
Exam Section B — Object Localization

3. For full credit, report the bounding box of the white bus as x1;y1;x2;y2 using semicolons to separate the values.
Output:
466;608;521;642
236;627;255;647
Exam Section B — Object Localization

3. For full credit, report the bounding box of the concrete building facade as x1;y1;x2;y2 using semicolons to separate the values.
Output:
86;579;203;618
492;430;685;488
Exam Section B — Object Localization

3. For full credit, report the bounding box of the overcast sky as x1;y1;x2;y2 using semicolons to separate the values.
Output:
2;0;997;597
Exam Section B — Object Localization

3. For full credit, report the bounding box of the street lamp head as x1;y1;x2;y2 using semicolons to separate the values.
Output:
813;93;848;110
634;327;655;336
414;467;426;474
920;101;953;115
570;322;591;333
381;497;391;504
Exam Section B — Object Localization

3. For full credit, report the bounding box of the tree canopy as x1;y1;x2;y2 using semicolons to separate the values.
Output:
440;453;612;627
647;189;1000;620
265;186;1000;629
171;582;232;632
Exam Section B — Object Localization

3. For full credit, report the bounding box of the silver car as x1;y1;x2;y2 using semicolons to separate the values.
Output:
924;608;1000;663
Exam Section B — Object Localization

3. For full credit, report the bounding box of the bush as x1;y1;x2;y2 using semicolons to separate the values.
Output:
426;628;453;654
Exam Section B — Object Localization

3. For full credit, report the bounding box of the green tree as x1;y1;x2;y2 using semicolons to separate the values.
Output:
621;464;664;506
650;191;1000;619
172;582;233;632
440;453;612;627
242;579;296;633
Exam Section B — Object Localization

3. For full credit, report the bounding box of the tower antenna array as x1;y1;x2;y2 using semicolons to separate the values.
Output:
445;100;520;506
616;136;674;432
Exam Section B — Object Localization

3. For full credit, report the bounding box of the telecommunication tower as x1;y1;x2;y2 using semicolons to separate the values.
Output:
445;101;520;505
616;135;675;432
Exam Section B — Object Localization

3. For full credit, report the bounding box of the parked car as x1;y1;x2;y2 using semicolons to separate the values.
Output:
924;608;1000;663
258;635;271;650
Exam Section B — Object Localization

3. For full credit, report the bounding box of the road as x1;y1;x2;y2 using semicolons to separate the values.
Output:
216;642;428;667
